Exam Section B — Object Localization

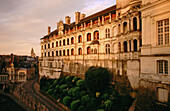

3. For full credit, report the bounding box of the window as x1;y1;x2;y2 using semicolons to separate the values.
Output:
41;53;43;57
133;39;137;52
78;35;82;43
158;88;168;102
52;42;54;48
48;52;50;57
56;41;58;47
123;41;127;52
45;52;46;57
133;17;137;31
71;49;74;55
71;37;74;44
129;40;131;52
56;51;58;56
123;22;127;33
67;49;69;56
94;31;99;40
52;51;54;57
48;43;50;48
45;44;46;49
67;38;69;45
59;50;62;56
105;28;110;38
87;33;91;41
50;62;52;68
60;40;62;46
94;48;97;54
63;50;65;56
91;49;93;54
63;39;66;46
41;45;43;50
106;44;110;54
157;60;168;74
119;42;121;53
87;46;91;54
118;24;121;34
78;48;82;55
157;19;169;45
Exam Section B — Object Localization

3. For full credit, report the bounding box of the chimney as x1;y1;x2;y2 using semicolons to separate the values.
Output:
80;13;86;20
75;12;81;24
65;16;71;25
48;26;51;34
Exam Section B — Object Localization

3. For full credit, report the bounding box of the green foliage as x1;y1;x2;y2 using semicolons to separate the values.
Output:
65;76;74;84
53;79;58;85
68;88;74;96
46;81;51;87
72;77;80;83
72;87;80;99
63;96;72;106
102;93;110;101
53;89;58;94
87;97;97;110
85;66;111;93
81;95;90;104
97;109;105;111
59;84;67;91
71;100;80;111
78;105;86;111
80;91;86;97
104;100;113;111
76;79;85;87
55;85;60;89
47;89;53;95
63;89;67;95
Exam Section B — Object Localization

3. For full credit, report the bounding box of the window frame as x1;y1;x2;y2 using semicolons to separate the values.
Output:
157;60;168;75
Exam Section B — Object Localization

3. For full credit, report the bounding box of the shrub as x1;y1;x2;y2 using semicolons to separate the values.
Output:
55;85;60;89
80;91;87;97
72;87;80;99
76;79;85;87
78;105;86;111
104;100;113;111
97;109;105;111
59;84;67;91
47;89;53;95
81;95;90;104
85;66;111;93
65;76;74;84
72;77;80;83
53;89;58;94
68;88;74;96
63;96;72;106
71;100;80;111
53;79;58;85
59;77;65;84
102;93;110;101
63;89;67;95
87;97;97;110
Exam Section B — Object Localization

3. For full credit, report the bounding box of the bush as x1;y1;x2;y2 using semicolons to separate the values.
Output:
72;87;80;99
85;67;111;93
81;95;90;104
78;105;86;111
87;97;97;110
72;77;80;83
80;91;87;97
65;76;74;84
59;84;67;91
47;89;53;95
63;96;72;106
63;89;67;95
102;93;110;101
76;79;85;87
104;100;113;111
55;85;60;89
53;79;58;85
97;109;105;111
71;100;80;111
68;88;74;96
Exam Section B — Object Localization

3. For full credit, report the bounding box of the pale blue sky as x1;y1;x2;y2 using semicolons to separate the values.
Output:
0;0;116;56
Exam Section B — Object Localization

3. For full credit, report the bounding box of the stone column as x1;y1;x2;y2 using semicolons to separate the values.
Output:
84;22;86;30
131;40;134;52
121;42;123;52
131;18;134;31
127;20;129;32
81;23;83;31
109;13;111;23
137;39;140;51
90;20;93;28
137;16;140;30
121;22;124;34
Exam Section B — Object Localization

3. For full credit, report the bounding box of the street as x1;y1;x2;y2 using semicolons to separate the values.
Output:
22;75;65;111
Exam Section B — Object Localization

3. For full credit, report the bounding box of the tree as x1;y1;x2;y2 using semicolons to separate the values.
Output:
85;66;112;93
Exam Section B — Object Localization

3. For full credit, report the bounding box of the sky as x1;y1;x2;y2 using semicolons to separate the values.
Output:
0;0;116;56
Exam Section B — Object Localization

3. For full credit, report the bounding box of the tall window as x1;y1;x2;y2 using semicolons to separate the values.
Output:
133;39;137;52
59;50;62;56
123;41;127;52
123;22;127;33
158;88;168;102
63;50;65;56
157;19;169;45
105;28;110;38
71;37;74;44
157;60;168;74
129;40;131;52
48;52;50;57
87;33;91;41
71;49;74;55
48;43;50;48
52;51;54;57
56;51;58;56
133;17;137;31
44;52;46;57
87;46;91;54
94;48;97;54
63;39;66;46
41;45;43;50
52;42;54;48
119;42;121;53
45;44;46;49
56;41;58;47
106;44;110;54
78;35;82;43
118;24;121;34
60;40;62;46
67;38;69;45
94;31;99;40
67;49;69;56
78;48;82;55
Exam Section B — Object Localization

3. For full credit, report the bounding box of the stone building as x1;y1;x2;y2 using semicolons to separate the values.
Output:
140;0;170;104
39;0;142;90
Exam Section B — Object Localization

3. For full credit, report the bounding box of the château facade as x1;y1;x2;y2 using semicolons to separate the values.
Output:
39;0;142;90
